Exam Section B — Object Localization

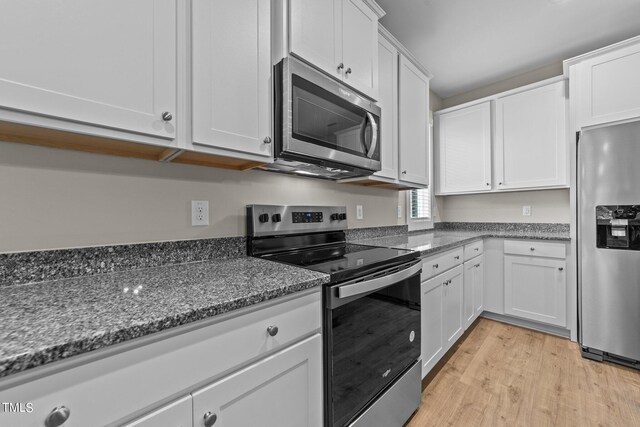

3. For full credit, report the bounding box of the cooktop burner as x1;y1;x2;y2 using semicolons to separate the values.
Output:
261;243;417;283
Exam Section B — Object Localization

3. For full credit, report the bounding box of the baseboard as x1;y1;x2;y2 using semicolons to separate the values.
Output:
481;312;571;339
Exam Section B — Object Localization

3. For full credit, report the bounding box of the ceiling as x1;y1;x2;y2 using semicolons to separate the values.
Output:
376;0;640;99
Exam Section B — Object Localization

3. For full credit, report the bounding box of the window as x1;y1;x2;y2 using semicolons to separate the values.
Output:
410;188;431;220
407;187;433;231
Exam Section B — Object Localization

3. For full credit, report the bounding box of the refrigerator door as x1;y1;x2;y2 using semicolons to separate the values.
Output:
579;120;640;363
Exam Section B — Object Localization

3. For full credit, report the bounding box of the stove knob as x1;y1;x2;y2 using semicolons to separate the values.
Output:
258;213;269;223
330;213;340;221
339;213;347;221
272;213;282;223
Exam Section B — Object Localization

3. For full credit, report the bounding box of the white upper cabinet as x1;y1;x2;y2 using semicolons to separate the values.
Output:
0;0;177;140
399;56;430;187
289;0;381;100
192;0;272;159
435;102;492;194
494;80;567;190
374;35;399;180
570;37;640;128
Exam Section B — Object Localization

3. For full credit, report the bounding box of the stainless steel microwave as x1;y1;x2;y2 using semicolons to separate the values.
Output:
262;57;381;180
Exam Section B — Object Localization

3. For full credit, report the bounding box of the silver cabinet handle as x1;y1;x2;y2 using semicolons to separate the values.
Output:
558;267;564;271
267;325;279;337
337;62;344;71
454;255;460;260
402;170;407;174
433;263;439;268
263;136;272;144
499;182;503;185
530;247;535;251
45;406;70;427
475;248;479;251
475;264;480;268
345;67;352;76
203;411;218;427
486;182;490;186
161;111;172;122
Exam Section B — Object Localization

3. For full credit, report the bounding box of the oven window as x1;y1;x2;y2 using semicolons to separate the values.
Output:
329;274;421;426
292;74;378;159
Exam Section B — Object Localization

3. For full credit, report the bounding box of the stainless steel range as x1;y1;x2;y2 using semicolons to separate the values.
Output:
247;205;422;427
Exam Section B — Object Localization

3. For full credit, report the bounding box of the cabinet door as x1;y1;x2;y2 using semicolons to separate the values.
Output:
504;256;566;327
290;0;342;81
374;35;398;180
577;41;640;127
124;396;192;427
0;0;176;139
495;81;567;190
473;256;484;321
341;0;379;100
399;56;430;186
463;260;475;329
421;277;443;378
443;267;464;350
192;0;272;158
436;102;492;194
192;334;322;427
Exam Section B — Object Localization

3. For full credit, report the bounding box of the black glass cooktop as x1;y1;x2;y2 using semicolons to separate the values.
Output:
261;243;418;283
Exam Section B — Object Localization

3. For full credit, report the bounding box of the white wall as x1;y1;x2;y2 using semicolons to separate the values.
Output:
438;189;570;223
441;62;563;109
0;141;405;253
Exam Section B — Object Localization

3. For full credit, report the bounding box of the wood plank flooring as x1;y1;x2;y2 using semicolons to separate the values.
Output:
406;318;640;427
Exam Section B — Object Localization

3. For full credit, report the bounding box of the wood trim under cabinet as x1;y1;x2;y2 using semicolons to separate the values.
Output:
170;150;266;171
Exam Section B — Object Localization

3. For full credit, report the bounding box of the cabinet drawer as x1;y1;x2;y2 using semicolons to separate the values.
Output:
0;290;321;427
421;247;464;281
464;240;484;260
504;240;566;259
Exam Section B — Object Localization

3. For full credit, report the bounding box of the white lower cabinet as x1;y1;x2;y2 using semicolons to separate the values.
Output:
421;277;444;377
192;334;322;427
504;255;567;327
463;255;484;329
124;396;192;427
421;264;463;377
0;290;321;427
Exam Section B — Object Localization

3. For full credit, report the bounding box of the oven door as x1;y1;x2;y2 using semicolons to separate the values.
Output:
276;57;381;173
325;261;422;427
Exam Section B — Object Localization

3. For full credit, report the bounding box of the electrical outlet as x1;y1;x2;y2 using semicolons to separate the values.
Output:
522;205;532;217
192;200;209;226
397;205;402;219
356;205;364;220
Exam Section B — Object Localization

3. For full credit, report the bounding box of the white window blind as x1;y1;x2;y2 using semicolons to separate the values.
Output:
410;188;431;220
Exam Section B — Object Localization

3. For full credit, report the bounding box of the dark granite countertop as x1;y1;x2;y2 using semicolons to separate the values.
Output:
354;229;570;257
0;257;328;379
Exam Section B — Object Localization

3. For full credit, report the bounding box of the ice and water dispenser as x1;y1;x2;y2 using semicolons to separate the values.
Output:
596;205;640;250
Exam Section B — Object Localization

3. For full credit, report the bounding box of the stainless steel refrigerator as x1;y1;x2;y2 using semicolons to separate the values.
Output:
579;120;640;368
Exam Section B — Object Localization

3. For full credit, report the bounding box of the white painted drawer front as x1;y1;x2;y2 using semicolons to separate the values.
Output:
503;240;566;259
421;247;464;281
123;396;192;427
463;240;484;261
0;291;321;427
192;334;323;427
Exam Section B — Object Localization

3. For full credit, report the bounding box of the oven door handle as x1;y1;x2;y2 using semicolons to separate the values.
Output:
337;262;422;299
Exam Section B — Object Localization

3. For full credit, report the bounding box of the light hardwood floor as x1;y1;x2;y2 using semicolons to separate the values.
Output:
406;318;640;427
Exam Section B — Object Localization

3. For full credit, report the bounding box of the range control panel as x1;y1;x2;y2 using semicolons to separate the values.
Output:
247;205;347;237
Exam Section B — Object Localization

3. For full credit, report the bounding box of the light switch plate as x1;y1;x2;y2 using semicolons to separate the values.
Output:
192;200;209;226
356;205;364;220
522;205;532;216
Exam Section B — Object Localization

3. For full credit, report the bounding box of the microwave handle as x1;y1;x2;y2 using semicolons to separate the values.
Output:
365;112;378;159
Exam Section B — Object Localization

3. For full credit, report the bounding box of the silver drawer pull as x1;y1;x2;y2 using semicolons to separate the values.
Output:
203;411;218;427
267;325;279;337
454;256;460;260
433;263;439;268
45;406;70;427
558;267;564;271
475;248;479;251
530;247;535;251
